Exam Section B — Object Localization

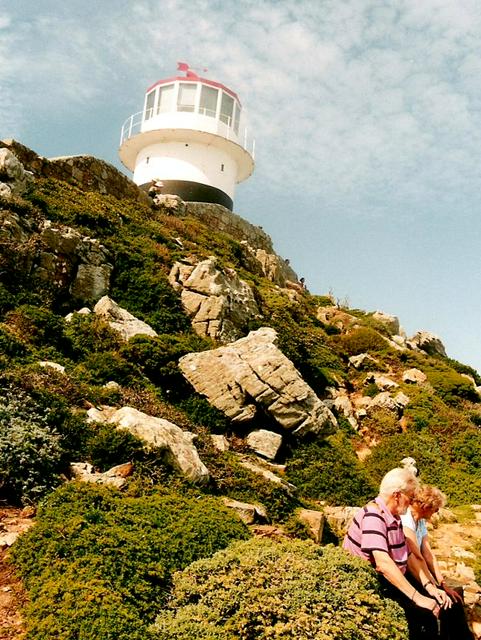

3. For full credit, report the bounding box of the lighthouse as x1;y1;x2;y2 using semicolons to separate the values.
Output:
119;63;255;211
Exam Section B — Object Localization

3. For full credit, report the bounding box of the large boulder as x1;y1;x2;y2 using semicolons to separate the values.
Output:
372;311;401;335
0;148;33;197
246;429;283;460
38;220;113;301
409;331;447;357
179;327;338;437
169;257;260;342
316;306;359;332
93;296;157;340
70;461;133;489
402;368;427;384
87;406;209;483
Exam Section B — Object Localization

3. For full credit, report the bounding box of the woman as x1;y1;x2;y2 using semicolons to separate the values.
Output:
401;484;474;640
344;467;444;639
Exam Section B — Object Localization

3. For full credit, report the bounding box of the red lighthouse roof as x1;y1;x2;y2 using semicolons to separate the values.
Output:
145;62;240;105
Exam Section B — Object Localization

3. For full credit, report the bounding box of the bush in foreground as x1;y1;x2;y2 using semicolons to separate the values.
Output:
12;482;249;640
0;394;64;504
151;538;408;640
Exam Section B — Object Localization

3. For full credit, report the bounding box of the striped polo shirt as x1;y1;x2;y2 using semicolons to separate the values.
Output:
343;496;409;573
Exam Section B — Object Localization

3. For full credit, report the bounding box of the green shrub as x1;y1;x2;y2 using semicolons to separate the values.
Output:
74;351;139;386
361;407;402;440
364;432;444;487
425;369;479;406
63;313;123;359
12;482;249;640
121;333;211;393
364;432;481;505
0;394;65;504
445;358;481;386
177;395;230;432
150;538;408;640
450;430;481;472
203;450;299;522
86;424;145;471
332;326;391;357
286;432;376;505
25;567;146;640
5;305;66;349
110;265;190;335
0;324;29;359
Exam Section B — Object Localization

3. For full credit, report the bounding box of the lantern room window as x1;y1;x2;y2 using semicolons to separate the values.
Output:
178;83;196;112
145;90;156;119
157;84;174;114
220;92;234;126
199;85;218;118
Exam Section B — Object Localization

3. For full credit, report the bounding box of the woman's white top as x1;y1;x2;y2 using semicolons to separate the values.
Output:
400;507;428;548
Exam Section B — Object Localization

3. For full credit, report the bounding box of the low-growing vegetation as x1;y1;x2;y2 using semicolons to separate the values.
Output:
150;537;409;640
11;482;249;640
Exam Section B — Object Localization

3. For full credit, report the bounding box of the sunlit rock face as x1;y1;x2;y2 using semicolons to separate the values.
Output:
179;327;338;437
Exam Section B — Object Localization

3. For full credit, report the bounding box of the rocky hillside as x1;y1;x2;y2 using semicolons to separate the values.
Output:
1;139;481;639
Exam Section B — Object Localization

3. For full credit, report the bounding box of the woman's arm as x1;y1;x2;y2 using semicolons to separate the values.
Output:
421;537;463;604
403;527;452;608
372;550;439;616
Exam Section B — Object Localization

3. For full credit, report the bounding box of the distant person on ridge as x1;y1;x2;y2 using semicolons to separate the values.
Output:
343;467;445;639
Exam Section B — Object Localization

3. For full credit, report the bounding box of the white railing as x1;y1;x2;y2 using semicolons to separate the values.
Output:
119;110;255;159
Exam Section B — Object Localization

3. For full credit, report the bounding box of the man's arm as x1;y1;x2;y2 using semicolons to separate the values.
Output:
372;550;439;616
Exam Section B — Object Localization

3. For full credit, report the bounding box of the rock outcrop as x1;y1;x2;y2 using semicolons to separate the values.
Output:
0;139;149;204
409;331;447;357
39;221;113;301
87;406;209;483
246;429;283;460
70;461;133;488
169;257;260;342
222;498;267;524
179;327;337;436
0;147;33;197
403;368;428;384
93;296;157;341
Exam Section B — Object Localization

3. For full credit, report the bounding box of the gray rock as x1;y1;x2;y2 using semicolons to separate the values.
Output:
0;148;33;197
37;221;113;302
348;353;379;369
238;457;296;494
179;327;337;437
402;368;427;384
323;506;359;538
409;331;447;357
365;373;399;390
93;296;157;341
87;406;209;483
70;461;133;488
210;434;230;452
38;361;66;374
372;311;400;335
169;257;260;343
222;498;268;524
297;508;325;543
246;429;283;460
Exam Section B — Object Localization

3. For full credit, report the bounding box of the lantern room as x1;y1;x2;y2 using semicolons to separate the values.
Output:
119;64;255;210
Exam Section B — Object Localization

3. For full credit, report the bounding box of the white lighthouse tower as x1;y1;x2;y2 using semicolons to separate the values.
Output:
119;63;255;210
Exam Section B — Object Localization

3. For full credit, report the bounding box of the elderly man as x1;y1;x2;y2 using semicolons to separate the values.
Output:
343;467;447;639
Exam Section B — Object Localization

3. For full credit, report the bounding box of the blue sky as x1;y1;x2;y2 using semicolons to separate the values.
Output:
1;0;481;373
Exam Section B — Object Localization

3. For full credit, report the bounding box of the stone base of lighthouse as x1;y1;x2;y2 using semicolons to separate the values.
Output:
141;179;233;210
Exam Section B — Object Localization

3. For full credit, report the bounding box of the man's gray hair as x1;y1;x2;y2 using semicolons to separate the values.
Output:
379;467;419;499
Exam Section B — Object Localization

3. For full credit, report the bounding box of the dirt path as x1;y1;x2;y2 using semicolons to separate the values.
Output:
0;508;34;640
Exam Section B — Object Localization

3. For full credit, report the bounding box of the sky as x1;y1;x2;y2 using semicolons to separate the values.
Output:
1;0;481;374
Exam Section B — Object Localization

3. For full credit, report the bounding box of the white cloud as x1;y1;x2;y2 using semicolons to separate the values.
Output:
2;0;481;217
